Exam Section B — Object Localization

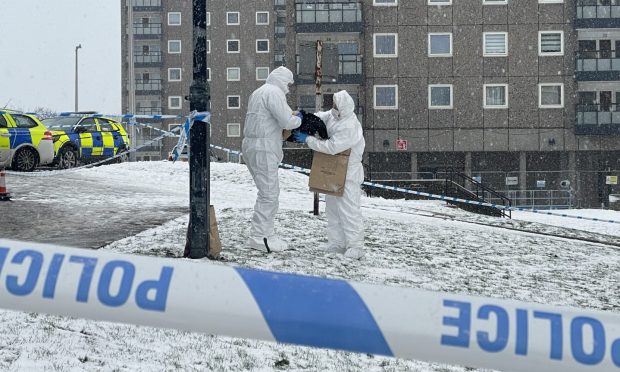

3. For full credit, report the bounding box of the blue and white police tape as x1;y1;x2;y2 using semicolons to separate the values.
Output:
208;144;620;225
170;112;210;162
56;112;185;120
0;238;619;371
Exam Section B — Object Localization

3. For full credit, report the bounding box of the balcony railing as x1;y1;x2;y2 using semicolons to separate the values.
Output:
576;103;620;134
133;51;162;65
295;54;363;83
136;106;162;116
132;0;161;10
274;0;286;8
134;79;162;93
275;24;286;37
575;50;620;80
133;23;162;38
576;0;620;27
295;2;362;32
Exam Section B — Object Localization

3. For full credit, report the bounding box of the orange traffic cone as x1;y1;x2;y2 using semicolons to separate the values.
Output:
0;169;11;201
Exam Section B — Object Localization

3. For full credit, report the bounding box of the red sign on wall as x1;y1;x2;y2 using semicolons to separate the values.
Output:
396;139;408;151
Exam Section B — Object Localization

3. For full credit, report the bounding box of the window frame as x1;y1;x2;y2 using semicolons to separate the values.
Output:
168;96;182;110
483;84;509;109
227;95;241;110
256;67;269;81
428;0;452;5
207;40;210;54
256;11;270;25
483;0;508;4
167;68;182;82
373;33;398;58
373;0;398;6
538;83;564;108
207;67;211;82
206;12;210;26
226;12;240;25
167;40;182;54
167;12;181;26
256;39;270;53
373;85;399;110
428;84;454;109
428;32;453;57
538;31;564;56
227;39;240;53
227;67;241;82
227;123;241;137
483;32;508;57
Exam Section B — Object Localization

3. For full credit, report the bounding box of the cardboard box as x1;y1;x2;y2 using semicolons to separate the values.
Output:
308;149;350;197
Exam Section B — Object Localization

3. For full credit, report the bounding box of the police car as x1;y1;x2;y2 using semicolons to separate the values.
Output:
42;115;131;169
0;110;55;171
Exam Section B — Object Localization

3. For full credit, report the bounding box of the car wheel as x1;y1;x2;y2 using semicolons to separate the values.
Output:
12;147;38;172
116;146;129;163
58;146;79;169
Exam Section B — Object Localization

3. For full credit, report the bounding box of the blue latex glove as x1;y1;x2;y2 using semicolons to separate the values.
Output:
295;111;304;120
293;131;309;143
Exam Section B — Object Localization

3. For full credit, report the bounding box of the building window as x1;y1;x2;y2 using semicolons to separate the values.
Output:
206;12;210;26
256;67;269;81
373;0;398;5
168;68;182;82
483;32;508;57
428;33;452;57
227;67;240;81
428;0;452;4
539;31;563;56
168;96;182;109
256;39;270;53
227;123;241;137
484;84;508;109
373;33;398;58
483;0;508;4
374;85;398;109
168;40;181;54
256;11;269;25
227;95;241;109
168;12;181;26
227;39;240;53
207;40;210;53
539;83;564;108
539;0;563;3
429;85;453;109
227;12;240;25
207;68;211;81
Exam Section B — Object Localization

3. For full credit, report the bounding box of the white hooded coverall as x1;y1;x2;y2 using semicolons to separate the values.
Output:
242;67;301;242
306;90;365;255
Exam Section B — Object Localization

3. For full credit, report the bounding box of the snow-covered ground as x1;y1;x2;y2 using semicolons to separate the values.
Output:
1;161;619;371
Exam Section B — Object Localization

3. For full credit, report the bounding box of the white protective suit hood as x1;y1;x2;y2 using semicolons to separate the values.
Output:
266;66;295;95
332;90;356;120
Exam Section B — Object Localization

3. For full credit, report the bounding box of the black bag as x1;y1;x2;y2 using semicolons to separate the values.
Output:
285;110;329;142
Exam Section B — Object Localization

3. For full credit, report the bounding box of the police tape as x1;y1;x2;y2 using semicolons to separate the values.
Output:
56;112;185;120
0;238;618;371
209;144;620;225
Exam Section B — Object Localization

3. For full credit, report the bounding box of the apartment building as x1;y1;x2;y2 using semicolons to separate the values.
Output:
122;0;620;208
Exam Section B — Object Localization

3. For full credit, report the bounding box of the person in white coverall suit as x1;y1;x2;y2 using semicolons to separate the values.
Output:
242;66;302;252
294;90;366;259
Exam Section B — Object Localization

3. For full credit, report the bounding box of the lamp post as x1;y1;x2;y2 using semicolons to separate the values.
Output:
75;44;82;112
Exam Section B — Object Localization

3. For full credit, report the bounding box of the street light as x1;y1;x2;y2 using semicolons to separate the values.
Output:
75;44;82;112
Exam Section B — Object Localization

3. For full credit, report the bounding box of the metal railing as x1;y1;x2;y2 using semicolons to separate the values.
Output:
295;54;362;77
576;0;620;19
133;51;162;64
133;23;162;36
575;50;620;71
134;79;162;92
132;0;161;7
136;106;162;115
576;103;620;125
295;2;362;24
488;190;573;210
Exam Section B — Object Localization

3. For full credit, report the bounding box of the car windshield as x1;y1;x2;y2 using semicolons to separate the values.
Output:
42;117;82;130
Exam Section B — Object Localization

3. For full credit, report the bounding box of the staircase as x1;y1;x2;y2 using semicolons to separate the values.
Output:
364;169;511;218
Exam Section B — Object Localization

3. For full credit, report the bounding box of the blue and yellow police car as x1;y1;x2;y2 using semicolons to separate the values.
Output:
42;115;130;169
0;110;55;171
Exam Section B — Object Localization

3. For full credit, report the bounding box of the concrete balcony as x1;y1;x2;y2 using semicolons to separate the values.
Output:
133;23;162;39
576;1;620;28
133;51;162;67
575;50;620;80
295;2;362;33
576;104;620;134
296;54;363;84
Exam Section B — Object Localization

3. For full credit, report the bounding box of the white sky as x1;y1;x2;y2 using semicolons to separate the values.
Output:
0;1;121;114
